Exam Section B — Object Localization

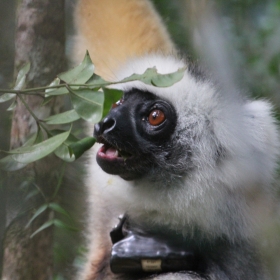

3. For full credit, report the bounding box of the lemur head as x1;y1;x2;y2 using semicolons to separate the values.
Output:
94;54;279;188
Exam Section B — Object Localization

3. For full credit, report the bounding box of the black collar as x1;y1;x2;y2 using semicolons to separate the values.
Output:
110;215;198;274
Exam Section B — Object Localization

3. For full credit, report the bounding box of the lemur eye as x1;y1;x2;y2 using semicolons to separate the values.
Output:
148;109;165;126
112;98;124;109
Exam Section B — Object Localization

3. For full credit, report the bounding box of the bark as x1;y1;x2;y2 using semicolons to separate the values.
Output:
0;1;16;274
2;0;66;279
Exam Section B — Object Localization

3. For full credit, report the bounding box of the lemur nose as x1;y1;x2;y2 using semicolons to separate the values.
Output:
94;117;116;137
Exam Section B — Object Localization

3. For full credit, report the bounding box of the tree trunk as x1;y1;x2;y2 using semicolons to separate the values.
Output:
2;0;66;279
0;0;16;275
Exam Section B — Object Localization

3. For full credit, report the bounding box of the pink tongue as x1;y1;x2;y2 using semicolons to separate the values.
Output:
105;147;118;158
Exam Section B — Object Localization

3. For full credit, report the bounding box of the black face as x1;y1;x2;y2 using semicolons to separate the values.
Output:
94;88;177;180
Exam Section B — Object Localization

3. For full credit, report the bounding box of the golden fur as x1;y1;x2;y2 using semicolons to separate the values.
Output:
73;0;175;80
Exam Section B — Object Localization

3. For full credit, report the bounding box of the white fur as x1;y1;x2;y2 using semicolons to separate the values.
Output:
86;54;279;245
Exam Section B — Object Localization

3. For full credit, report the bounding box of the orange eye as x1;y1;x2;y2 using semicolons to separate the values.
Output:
148;109;165;126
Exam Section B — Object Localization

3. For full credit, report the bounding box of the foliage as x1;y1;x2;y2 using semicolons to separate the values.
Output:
0;52;185;172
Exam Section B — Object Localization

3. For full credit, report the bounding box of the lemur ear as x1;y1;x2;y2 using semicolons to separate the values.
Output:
73;0;175;80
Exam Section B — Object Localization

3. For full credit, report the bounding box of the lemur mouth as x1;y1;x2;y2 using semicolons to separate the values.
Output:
96;137;146;180
97;138;132;161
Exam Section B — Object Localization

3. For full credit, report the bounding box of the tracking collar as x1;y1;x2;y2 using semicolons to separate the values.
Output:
110;215;197;274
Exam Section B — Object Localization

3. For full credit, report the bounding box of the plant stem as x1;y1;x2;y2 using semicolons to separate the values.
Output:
16;94;50;135
0;79;124;96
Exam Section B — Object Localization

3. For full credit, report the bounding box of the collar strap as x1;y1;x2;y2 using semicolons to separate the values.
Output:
110;214;197;274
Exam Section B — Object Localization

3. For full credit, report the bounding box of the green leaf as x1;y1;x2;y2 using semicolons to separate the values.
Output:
14;63;30;90
45;87;68;97
48;203;72;220
45;78;60;93
0;93;16;103
120;67;157;85
22;134;37;147
26;204;48;228
45;52;95;97
45;78;68;97
30;219;54;238
0;130;71;171
86;74;110;88
7;99;17;110
120;67;186;87
70;89;104;123
0;156;27;171
54;133;80;162
138;67;158;85
1;127;44;156
58;51;95;85
151;67;186;87
44;109;80;125
53;219;79;231
34;126;45;144
54;143;75;162
102;88;123;117
55;135;95;162
69;137;96;159
0;63;30;103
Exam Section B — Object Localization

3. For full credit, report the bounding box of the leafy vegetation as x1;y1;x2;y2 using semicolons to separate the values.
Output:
0;52;185;172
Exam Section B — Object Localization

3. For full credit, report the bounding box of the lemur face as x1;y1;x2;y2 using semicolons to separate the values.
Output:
94;89;177;181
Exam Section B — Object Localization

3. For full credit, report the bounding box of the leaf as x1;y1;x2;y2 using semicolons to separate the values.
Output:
1;127;44;155
70;88;104;123
45;78;68;97
120;67;186;87
86;74;110;88
44;109;80;125
46;53;95;97
22;134;38;148
54;132;79;162
120;67;157;85
58;51;95;85
151;67;186;87
0;65;29;105
34;126;45;144
45;87;68;97
0;156;28;171
54;143;75;162
54;133;80;162
69;137;96;159
6;99;17;110
26;204;48;228
30;219;54;238
102;88;123;117
45;78;60;93
53;219;79;231
21;130;70;159
0;63;31;103
55;135;95;162
48;203;72;220
14;63;30;90
0;93;16;103
0;130;70;171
